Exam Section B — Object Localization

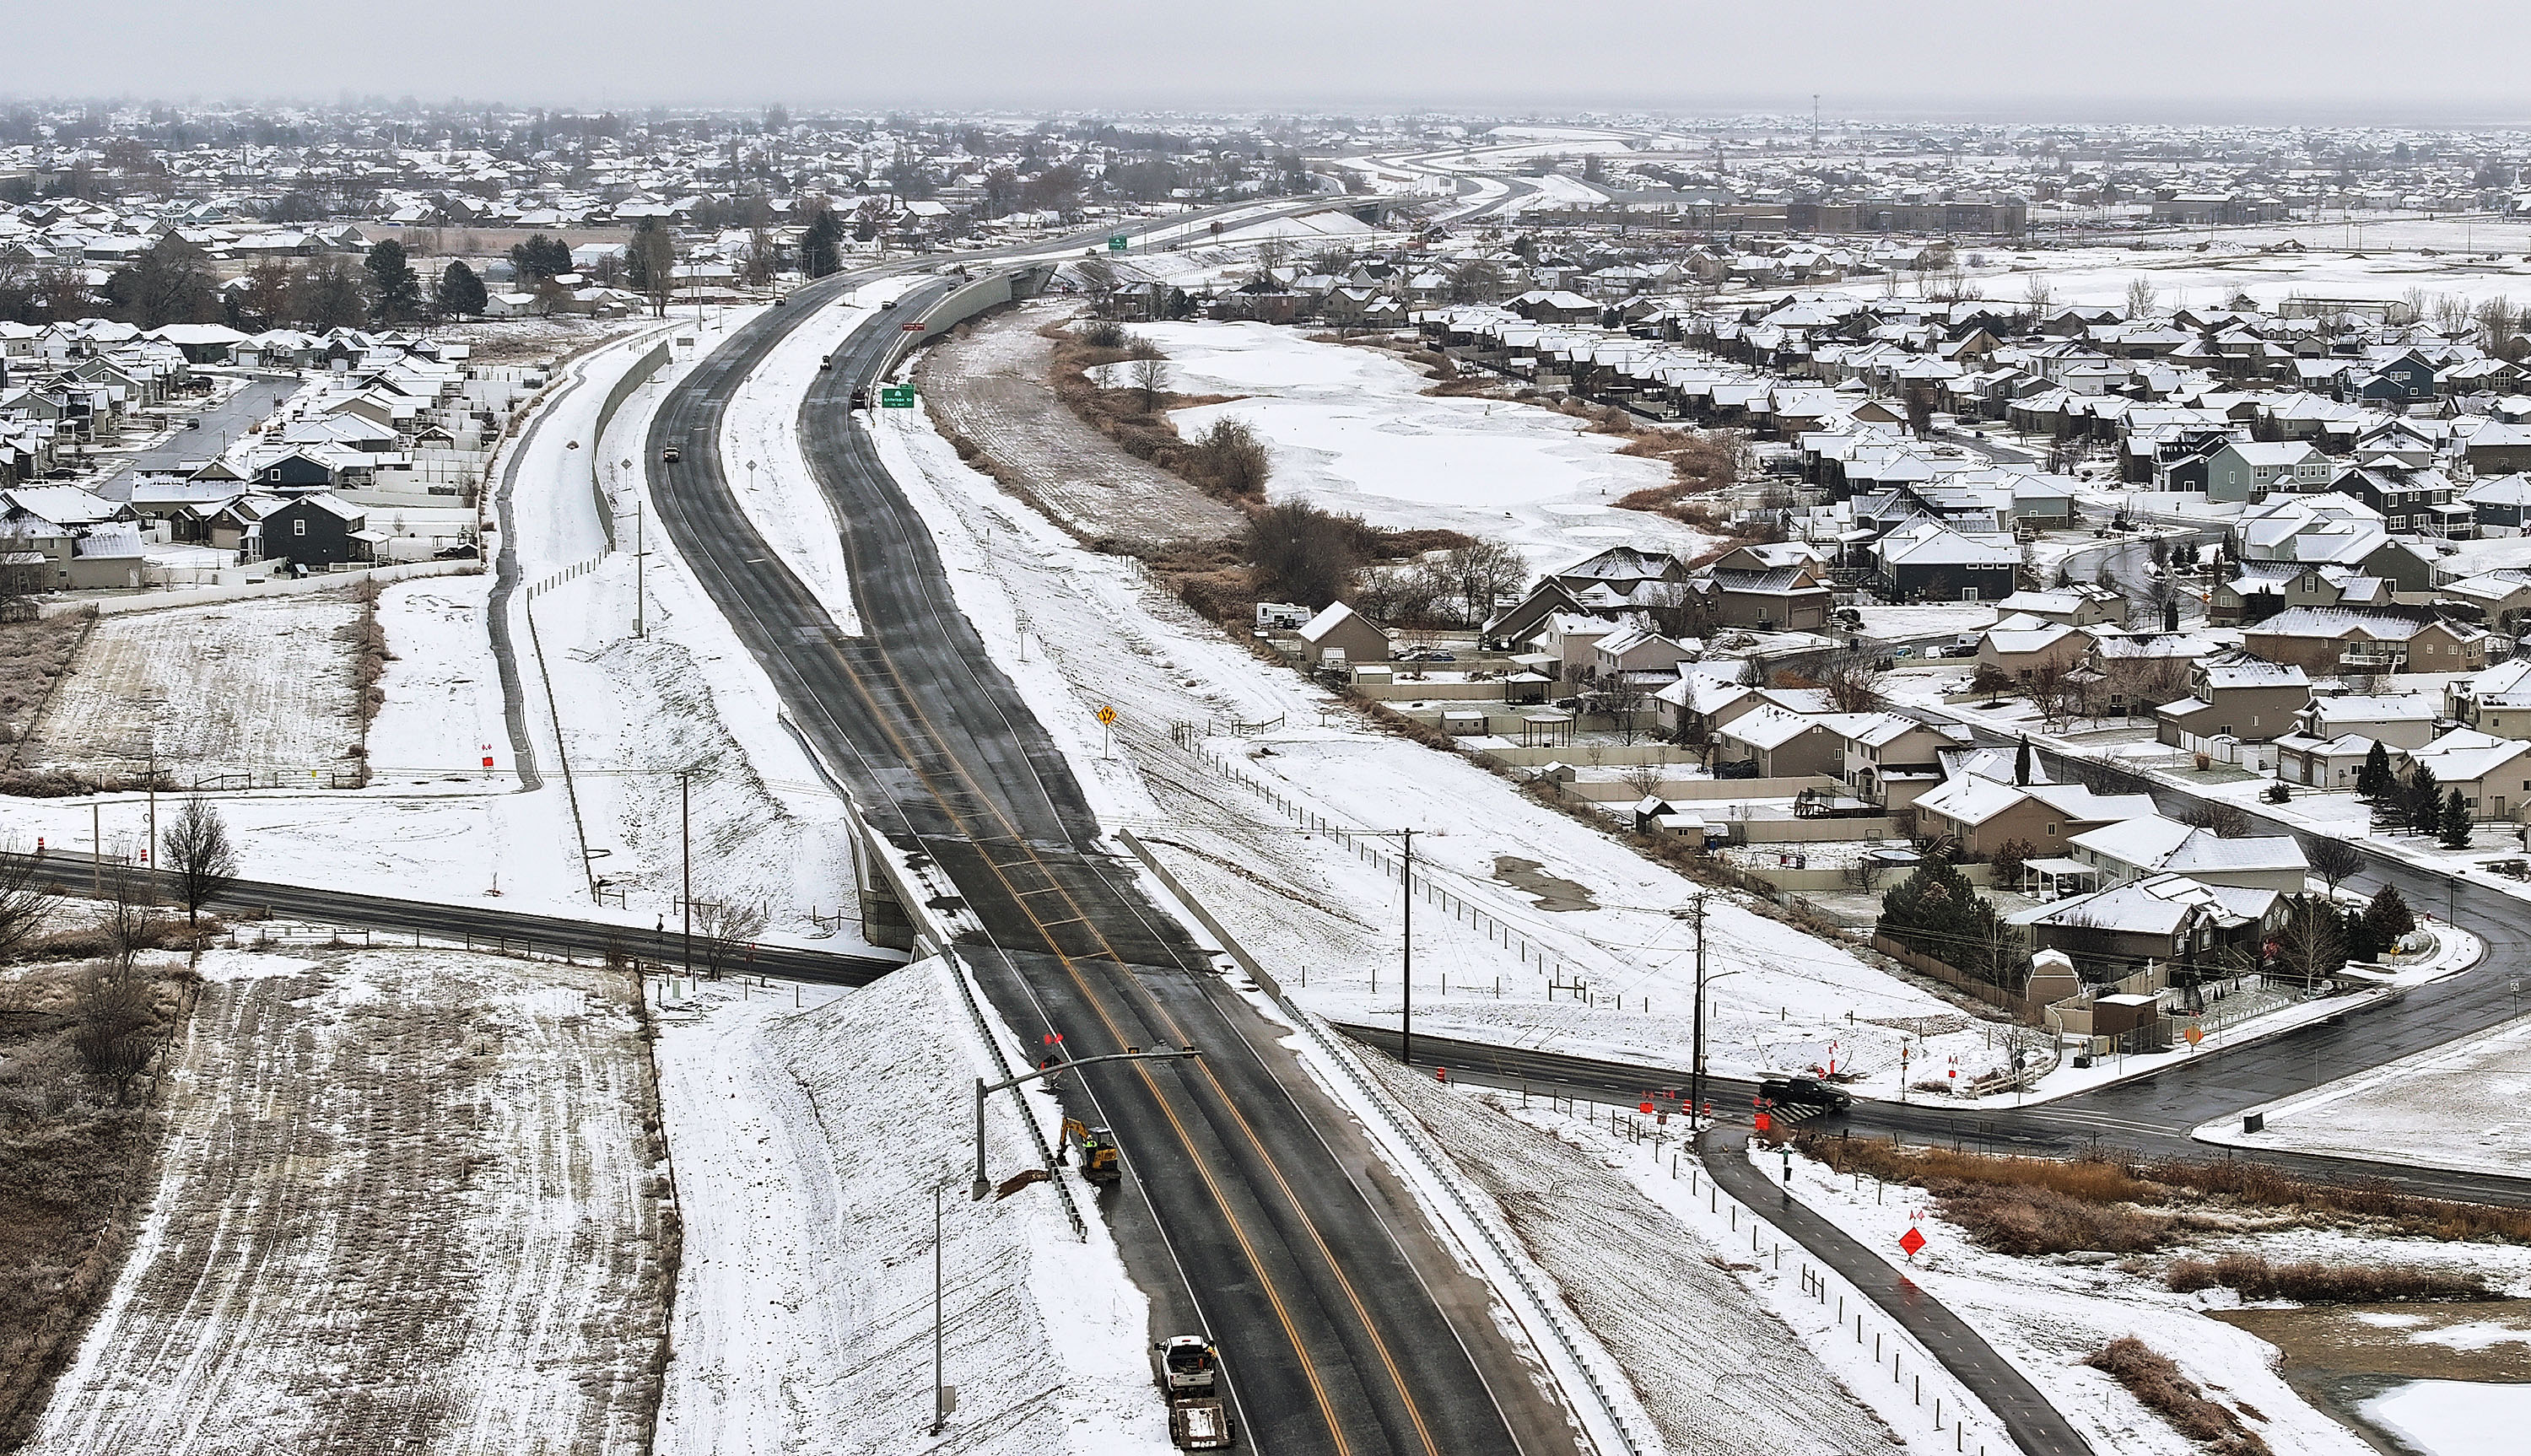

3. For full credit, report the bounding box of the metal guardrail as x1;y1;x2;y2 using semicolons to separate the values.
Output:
1285;1012;1649;1456
942;949;1088;1242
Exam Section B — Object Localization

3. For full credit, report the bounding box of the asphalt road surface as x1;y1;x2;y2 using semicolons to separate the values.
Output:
1695;1123;2095;1456
641;280;1559;1455
96;374;300;499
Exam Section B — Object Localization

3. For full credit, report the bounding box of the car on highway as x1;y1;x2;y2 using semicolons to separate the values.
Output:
181;417;201;429
1760;1076;1853;1112
850;388;869;409
661;445;681;463
879;298;897;310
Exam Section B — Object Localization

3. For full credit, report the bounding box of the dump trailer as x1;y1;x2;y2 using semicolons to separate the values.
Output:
1168;1394;1233;1449
1156;1337;1228;1448
1063;1119;1121;1184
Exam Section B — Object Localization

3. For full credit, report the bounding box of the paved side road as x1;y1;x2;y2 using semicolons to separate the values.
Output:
1697;1124;2092;1456
8;853;899;984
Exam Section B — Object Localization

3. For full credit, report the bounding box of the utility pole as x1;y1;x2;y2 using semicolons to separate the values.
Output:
633;498;648;639
92;798;101;897
1688;892;1708;1128
681;768;693;977
146;743;157;878
932;1184;948;1435
1400;828;1416;1069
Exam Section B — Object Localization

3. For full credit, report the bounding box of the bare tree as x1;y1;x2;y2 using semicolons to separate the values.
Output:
1129;355;1170;413
2021;273;2053;323
692;898;771;979
1620;760;1667;800
0;853;59;961
2124;277;2158;319
1815;650;1888;712
162;795;238;930
1598;676;1650;745
1440;539;1528;628
78;867;164;1103
2181;799;2251;838
2307;836;2362;897
2269;893;2345;987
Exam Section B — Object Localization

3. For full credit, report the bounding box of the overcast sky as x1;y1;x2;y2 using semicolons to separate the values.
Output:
11;2;2531;123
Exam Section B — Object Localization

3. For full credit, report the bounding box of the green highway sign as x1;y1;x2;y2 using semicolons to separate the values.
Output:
880;385;917;408
1108;234;1129;251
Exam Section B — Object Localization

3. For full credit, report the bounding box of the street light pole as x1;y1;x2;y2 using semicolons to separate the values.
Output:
681;768;693;978
1688;893;1708;1126
932;1183;948;1435
1400;828;1416;1069
973;1048;1202;1200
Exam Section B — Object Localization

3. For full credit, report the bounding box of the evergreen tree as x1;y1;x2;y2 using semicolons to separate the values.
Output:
434;260;488;320
798;208;843;278
2440;788;2474;849
2361;884;2415;953
2014;736;2035;787
2356;741;2393;800
508;232;571;283
1878;860;2022;988
364;239;423;323
2406;766;2441;833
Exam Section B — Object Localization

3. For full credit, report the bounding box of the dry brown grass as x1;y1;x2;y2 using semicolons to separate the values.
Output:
0;610;97;763
2085;1338;2272;1456
2166;1253;2491;1303
1800;1135;2531;1254
0;955;191;1446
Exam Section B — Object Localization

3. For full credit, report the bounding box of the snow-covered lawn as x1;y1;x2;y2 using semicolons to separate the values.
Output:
30;948;666;1456
864;379;1974;1100
2204;1011;2531;1177
650;959;1170;1456
1105;320;1708;570
19;590;366;782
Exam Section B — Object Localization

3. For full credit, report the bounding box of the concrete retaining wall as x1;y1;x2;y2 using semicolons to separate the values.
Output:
588;340;672;549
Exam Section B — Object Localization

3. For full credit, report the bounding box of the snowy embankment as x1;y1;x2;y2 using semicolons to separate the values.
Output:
650;959;1170;1456
1098;320;1705;571
30;949;666;1456
1359;1060;1902;1456
2202;1010;2531;1176
863;383;1965;1108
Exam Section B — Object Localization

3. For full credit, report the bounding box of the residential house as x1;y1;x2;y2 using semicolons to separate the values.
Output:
1977;615;2092;681
2202;440;2332;504
2013;873;2279;985
1840;715;1964;823
260;493;369;570
2156;653;2312;747
2239;607;2486;676
2400;727;2531;822
2449;659;2531;738
1994;584;2124;627
1297;601;1390;666
2464;475;2531;536
1870;520;2019;602
2467;422;2531;476
1711;706;1854;779
1911;771;2158;859
2068;817;2311;892
1695;542;1834;630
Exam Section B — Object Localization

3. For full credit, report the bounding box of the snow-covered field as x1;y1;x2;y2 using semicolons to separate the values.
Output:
2362;1379;2531;1456
19;590;366;782
650;959;1170;1456
2205;1011;2531;1177
29;948;666;1456
865;379;1973;1097
1105;321;1708;570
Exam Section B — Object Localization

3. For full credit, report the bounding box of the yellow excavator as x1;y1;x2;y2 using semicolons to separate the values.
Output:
1062;1119;1121;1184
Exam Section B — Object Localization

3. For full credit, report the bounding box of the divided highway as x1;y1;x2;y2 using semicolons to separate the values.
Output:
643;281;1560;1454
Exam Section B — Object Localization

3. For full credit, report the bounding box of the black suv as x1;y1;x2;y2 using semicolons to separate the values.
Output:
1759;1076;1852;1112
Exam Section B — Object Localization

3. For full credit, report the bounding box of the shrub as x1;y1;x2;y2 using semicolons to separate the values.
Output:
2084;1338;2271;1456
2165;1251;2490;1302
1075;318;1127;349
